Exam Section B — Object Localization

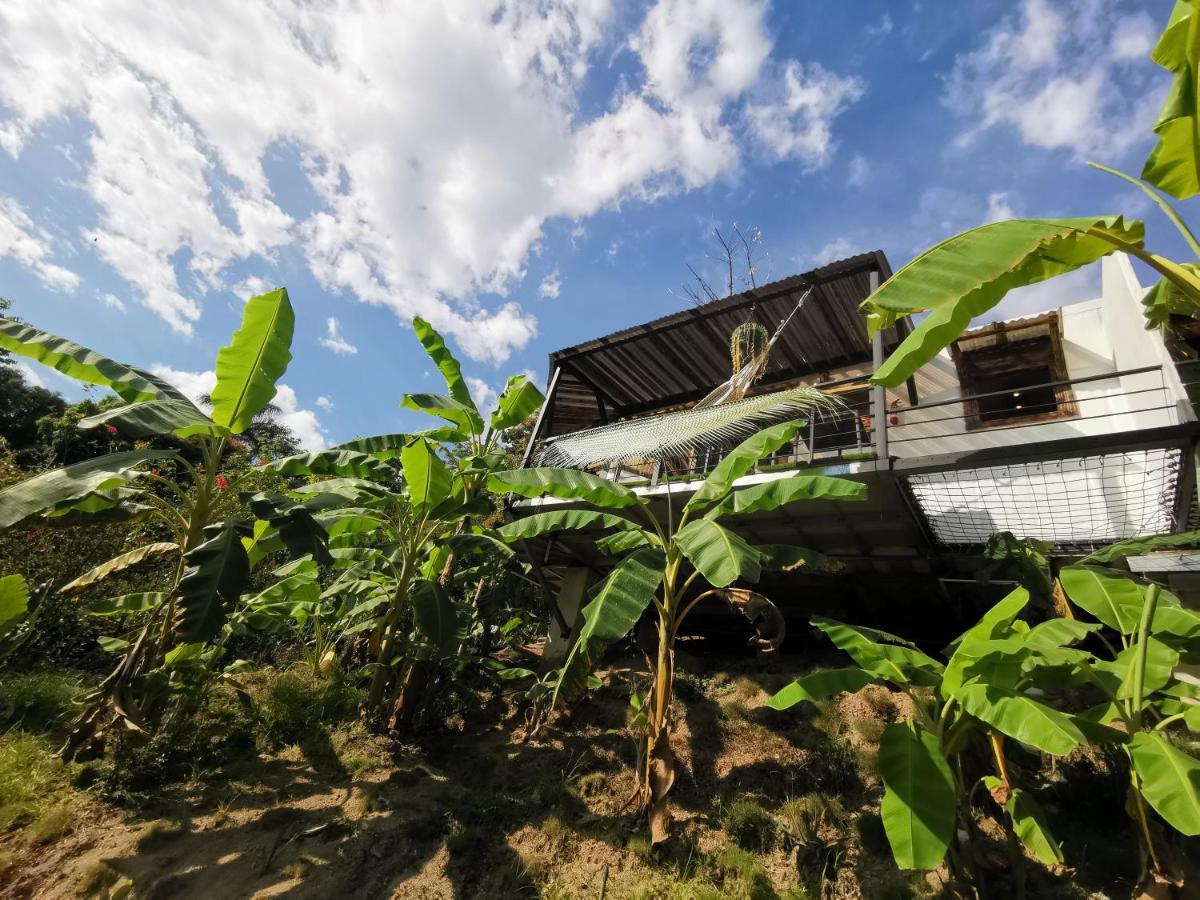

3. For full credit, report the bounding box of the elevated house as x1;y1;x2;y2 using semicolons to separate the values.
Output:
512;250;1200;650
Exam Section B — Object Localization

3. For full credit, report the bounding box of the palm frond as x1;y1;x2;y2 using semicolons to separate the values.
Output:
538;386;846;469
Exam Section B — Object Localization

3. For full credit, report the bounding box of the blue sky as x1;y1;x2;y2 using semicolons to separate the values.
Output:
0;0;1182;449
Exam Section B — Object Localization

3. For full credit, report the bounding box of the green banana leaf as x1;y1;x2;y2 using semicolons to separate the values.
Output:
0;449;175;532
401;437;452;516
704;473;865;518
955;684;1085;755
1080;529;1200;565
328;433;414;459
813;617;943;686
497;509;642;542
768;667;874;709
269;449;390;480
757;544;844;574
863;217;1144;386
411;317;483;434
0;574;28;635
210;288;294;434
78;398;223;439
1142;1;1200;199
176;521;251;642
981;778;1064;865
552;547;665;708
412;579;465;655
58;542;179;596
685;421;804;511
878;722;956;870
1059;566;1147;634
400;393;478;436
945;587;1029;656
489;467;643;509
87;592;166;616
491;374;544;432
1129;730;1200;835
673;519;761;588
0;317;182;404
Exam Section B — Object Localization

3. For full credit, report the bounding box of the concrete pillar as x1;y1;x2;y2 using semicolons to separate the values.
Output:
542;567;591;666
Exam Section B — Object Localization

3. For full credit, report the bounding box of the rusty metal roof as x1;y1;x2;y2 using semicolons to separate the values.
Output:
543;250;903;437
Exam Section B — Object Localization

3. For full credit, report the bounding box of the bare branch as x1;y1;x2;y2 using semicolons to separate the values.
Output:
734;225;757;290
686;263;720;303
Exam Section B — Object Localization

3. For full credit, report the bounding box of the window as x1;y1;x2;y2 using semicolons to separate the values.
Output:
951;313;1076;430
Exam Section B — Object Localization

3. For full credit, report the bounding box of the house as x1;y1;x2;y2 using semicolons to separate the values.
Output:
512;250;1200;649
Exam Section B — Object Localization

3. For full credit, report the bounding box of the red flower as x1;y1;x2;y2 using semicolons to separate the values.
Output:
216;474;229;490
105;424;118;435
150;468;160;477
257;459;267;467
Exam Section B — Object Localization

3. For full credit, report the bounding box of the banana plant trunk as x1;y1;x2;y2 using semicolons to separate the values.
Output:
641;610;677;843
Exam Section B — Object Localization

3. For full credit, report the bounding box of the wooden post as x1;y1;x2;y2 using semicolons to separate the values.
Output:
520;365;561;469
870;268;889;462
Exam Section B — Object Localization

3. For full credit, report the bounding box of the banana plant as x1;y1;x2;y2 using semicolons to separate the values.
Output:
768;588;1111;885
491;418;866;843
1057;535;1200;881
862;2;1200;387
0;289;310;758
256;316;540;728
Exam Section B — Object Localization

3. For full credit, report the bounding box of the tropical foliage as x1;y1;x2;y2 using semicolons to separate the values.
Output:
493;417;866;842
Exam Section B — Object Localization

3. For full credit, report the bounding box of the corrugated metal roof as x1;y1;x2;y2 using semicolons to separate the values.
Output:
542;250;902;437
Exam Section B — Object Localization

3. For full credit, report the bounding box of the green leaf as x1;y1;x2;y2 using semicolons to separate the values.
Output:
1091;637;1179;701
674;519;761;588
401;438;452;516
813;617;943;686
704;473;866;518
78;398;224;439
1080;530;1200;564
1142;2;1200;199
268;449;390;480
596;530;653;555
1143;270;1200;328
498;509;642;542
489;467;643;509
412;579;464;655
176;522;250;642
328;433;414;460
863;217;1145;386
0;449;175;532
97;636;130;653
947;587;1030;655
1024;617;1101;650
164;642;206;667
686;421;804;511
291;477;389;505
0;317;180;403
941;638;1034;698
1059;566;1146;634
444;531;515;559
411;316;483;434
242;494;333;568
87;592;165;616
955;684;1085;755
58;542;179;596
878;723;956;870
768;667;874;709
491;374;544;432
1152;604;1200;641
400;393;481;435
1130;731;1200;835
0;574;29;633
552;547;665;708
1006;788;1064;865
757;544;844;575
210;288;295;434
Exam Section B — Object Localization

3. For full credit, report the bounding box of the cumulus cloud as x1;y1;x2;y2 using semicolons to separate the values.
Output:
319;317;358;355
0;1;861;363
465;376;498;416
99;292;126;312
804;237;857;269
315;395;334;411
13;361;45;389
148;364;325;449
0;196;79;292
847;154;869;188
985;191;1017;222
538;271;561;300
945;0;1161;159
746;61;864;167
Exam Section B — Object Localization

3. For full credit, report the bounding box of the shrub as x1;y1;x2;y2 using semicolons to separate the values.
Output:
0;670;84;733
252;666;361;747
722;798;776;852
0;732;70;831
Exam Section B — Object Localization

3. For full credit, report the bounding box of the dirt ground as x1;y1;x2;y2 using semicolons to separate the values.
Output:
0;645;1167;899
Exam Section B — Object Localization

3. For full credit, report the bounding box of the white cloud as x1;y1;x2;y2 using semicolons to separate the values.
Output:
538;270;561;300
230;275;271;301
985;191;1017;222
945;0;1160;159
271;383;326;451
746;61;864;168
148;364;325;449
315;395;333;411
847;154;869;188
805;237;856;269
0;1;862;364
99;292;126;312
148;364;216;408
0;196;79;292
867;14;893;38
465;375;498;416
319;316;357;355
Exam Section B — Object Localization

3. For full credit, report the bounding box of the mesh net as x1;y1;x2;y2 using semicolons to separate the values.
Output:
902;448;1183;550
